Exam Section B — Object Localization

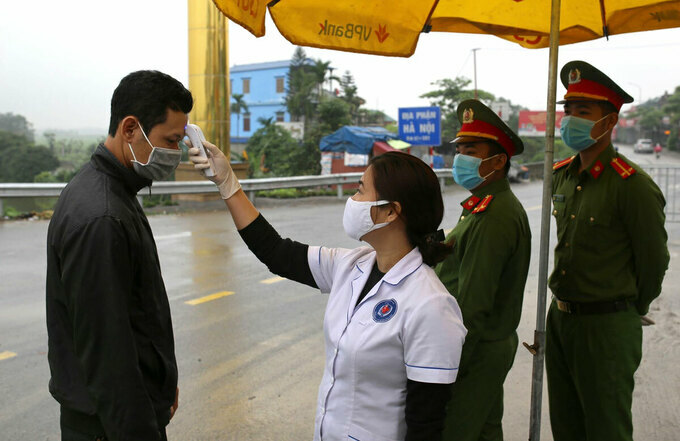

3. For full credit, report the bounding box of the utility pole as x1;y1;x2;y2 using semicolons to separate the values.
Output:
472;48;480;99
628;82;642;104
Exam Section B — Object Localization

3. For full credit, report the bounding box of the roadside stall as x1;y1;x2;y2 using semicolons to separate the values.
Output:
319;126;408;175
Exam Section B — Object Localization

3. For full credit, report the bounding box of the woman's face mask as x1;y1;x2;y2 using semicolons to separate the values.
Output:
560;113;612;152
452;153;498;190
342;197;392;241
128;123;182;181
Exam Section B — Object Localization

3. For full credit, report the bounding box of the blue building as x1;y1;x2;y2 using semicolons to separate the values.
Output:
229;60;299;144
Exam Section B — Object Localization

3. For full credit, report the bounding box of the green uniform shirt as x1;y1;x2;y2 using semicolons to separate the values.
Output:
549;144;669;314
435;178;531;368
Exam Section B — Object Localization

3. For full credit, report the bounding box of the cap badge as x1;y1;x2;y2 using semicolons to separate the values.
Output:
462;108;474;124
568;68;581;84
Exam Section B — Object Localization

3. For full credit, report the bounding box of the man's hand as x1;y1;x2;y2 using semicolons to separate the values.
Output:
188;141;241;199
170;387;179;420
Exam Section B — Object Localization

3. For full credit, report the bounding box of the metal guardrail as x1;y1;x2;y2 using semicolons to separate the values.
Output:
0;170;453;214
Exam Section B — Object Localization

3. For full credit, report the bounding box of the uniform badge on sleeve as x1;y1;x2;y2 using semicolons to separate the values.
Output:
373;299;398;323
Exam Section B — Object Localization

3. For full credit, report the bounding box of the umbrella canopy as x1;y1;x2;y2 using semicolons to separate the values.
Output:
214;0;680;55
214;1;680;440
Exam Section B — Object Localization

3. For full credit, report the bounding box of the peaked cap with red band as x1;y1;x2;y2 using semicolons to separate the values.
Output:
451;99;524;157
557;60;633;111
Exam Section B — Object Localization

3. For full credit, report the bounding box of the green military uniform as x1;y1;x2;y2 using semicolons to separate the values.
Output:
546;61;669;441
435;100;531;441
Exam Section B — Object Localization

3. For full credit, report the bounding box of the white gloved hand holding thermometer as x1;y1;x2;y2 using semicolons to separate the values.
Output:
187;141;241;200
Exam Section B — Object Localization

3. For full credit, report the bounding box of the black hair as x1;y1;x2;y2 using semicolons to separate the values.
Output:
369;151;453;266
108;70;193;136
487;141;511;175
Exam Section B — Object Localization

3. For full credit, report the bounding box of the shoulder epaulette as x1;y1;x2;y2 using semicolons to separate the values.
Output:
553;156;575;172
472;195;494;214
610;157;636;179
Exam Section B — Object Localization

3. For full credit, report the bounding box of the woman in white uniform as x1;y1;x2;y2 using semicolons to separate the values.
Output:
189;142;466;441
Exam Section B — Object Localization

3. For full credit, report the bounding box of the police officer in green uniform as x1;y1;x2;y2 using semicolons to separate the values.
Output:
436;100;531;441
547;60;669;441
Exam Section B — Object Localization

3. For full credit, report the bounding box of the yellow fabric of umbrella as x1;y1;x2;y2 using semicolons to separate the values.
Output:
432;0;680;48
213;0;680;55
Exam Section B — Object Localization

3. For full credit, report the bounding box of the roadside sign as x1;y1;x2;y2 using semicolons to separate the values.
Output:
398;107;441;145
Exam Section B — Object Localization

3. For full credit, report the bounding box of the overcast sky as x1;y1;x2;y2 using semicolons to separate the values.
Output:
2;0;680;132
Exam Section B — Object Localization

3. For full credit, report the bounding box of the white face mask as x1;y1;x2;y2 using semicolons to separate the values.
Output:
128;123;182;181
342;197;392;241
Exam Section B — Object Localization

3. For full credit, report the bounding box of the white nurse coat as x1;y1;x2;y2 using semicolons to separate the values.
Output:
307;245;467;441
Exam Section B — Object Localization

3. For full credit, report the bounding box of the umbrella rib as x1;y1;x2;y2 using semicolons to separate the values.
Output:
422;0;441;33
599;0;610;39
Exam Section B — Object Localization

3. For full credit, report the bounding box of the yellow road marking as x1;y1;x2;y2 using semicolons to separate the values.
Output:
526;205;542;211
0;351;17;361
261;276;285;284
185;291;235;305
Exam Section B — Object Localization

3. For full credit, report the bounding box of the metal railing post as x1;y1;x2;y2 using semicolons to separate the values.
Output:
337;184;343;199
0;198;4;217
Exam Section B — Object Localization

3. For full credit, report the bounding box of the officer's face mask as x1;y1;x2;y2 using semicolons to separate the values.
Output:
343;197;392;242
452;153;499;190
560;114;612;152
128;123;182;181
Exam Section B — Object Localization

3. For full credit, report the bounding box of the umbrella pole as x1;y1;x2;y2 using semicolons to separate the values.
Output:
527;0;561;439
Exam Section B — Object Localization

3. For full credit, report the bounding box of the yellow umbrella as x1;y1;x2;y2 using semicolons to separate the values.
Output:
214;0;680;55
214;1;680;439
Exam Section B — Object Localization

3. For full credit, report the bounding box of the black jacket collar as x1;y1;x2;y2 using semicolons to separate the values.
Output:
91;143;151;195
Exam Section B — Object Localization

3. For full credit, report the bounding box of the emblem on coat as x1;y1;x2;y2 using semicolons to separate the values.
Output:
373;299;398;323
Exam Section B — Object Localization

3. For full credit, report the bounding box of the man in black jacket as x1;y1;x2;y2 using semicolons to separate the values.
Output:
46;70;193;441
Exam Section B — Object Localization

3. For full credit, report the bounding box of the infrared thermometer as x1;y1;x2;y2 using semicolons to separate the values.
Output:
185;124;215;177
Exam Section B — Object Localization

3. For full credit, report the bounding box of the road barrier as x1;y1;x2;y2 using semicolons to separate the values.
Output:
3;166;678;222
0;170;452;215
643;165;680;223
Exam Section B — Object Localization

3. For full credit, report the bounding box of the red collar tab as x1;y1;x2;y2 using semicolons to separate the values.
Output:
462;195;481;210
456;119;515;157
610;157;636;179
472;195;494;214
553;156;575;171
564;78;625;111
589;160;605;179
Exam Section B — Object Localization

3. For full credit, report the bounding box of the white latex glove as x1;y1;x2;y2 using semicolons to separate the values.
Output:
188;141;241;199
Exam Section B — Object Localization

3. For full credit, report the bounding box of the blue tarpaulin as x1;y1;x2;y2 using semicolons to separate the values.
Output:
319;126;398;155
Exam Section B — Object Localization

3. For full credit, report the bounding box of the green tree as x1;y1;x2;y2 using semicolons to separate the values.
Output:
309;59;340;102
0;113;34;142
0;144;59;182
519;137;572;163
318;99;351;134
231;93;249;138
420;77;495;147
663;86;680;150
245;123;319;177
0;130;32;153
285;47;316;128
339;71;364;124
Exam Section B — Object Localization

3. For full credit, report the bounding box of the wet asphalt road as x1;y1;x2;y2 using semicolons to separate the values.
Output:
1;144;679;441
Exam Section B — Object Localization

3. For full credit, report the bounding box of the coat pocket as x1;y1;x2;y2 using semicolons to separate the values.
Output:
348;423;399;441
